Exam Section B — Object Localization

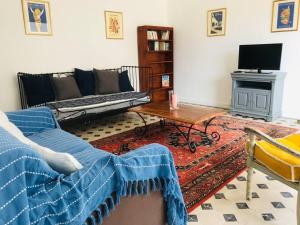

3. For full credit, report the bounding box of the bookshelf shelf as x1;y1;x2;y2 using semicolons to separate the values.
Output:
138;25;174;102
152;87;173;91
147;39;173;42
150;61;173;64
151;72;173;77
148;50;173;53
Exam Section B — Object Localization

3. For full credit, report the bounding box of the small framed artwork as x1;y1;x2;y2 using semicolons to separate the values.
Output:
207;8;227;37
271;0;299;32
21;0;52;35
105;11;123;39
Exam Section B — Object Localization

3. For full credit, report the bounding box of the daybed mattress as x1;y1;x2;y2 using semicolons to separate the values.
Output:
47;92;150;121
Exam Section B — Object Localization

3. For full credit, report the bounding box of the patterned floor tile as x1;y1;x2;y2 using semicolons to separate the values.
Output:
236;202;249;209
201;203;213;210
257;184;268;189
188;215;198;222
262;213;275;221
271;202;285;209
280;192;294;198
251;192;260;198
215;193;226;199
226;184;237;190
237;176;247;181
223;214;237;222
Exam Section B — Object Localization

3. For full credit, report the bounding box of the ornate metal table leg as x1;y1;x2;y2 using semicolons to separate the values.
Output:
120;112;148;154
173;123;197;153
203;117;221;142
135;112;148;137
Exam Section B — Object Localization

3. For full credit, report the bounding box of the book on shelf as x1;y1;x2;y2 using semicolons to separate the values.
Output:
162;75;170;87
161;31;170;40
158;42;170;51
147;31;158;40
154;41;159;51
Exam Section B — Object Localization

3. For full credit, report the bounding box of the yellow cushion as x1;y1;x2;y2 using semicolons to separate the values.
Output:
254;133;300;182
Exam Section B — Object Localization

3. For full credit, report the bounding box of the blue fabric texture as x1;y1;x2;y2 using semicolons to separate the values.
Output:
6;107;60;136
0;107;187;225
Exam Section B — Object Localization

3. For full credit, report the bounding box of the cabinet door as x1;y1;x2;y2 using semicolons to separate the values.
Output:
234;89;252;110
253;91;271;113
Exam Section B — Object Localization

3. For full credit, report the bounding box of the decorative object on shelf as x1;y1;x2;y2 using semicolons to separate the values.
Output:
207;8;227;37
21;0;52;35
271;0;299;32
168;90;178;110
104;11;123;39
162;75;170;87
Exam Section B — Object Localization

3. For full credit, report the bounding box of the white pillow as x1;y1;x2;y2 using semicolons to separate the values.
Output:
0;111;83;175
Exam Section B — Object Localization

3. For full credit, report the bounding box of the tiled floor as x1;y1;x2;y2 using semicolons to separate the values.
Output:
64;111;300;225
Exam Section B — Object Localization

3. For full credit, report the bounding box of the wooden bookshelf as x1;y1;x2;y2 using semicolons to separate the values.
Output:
138;25;174;102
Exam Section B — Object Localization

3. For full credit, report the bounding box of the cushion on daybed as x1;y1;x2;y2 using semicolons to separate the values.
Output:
51;76;82;101
119;70;134;92
20;73;55;106
94;69;121;94
74;68;95;96
0;110;83;174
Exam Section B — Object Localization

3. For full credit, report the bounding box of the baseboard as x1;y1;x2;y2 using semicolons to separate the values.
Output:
180;100;230;110
282;110;300;120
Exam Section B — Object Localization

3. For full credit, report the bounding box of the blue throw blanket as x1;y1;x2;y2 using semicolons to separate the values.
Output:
0;107;187;225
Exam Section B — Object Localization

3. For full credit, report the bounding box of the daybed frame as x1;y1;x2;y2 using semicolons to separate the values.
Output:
17;66;153;122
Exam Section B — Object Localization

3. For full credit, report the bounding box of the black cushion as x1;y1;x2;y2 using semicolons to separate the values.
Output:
20;74;55;107
93;69;121;94
74;68;95;96
119;70;134;92
51;76;82;101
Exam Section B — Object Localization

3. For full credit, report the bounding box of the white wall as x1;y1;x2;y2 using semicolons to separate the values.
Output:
168;0;300;119
0;0;167;111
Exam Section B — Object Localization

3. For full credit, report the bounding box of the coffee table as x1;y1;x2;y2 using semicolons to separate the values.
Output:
129;102;225;153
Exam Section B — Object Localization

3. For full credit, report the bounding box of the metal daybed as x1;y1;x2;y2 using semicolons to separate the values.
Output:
17;66;152;122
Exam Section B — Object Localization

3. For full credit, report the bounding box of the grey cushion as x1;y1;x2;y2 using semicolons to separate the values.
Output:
51;76;82;101
93;69;120;94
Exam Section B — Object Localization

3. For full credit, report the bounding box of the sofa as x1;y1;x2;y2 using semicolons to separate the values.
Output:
0;107;187;225
17;66;152;122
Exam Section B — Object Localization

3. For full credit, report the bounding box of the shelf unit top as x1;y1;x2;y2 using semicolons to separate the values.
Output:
139;25;173;31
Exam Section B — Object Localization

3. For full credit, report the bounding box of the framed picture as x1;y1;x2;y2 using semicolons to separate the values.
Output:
21;0;52;35
271;0;299;32
207;8;227;37
105;11;123;39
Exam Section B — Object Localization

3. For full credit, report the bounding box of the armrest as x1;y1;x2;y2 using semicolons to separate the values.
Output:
244;127;300;158
6;107;60;136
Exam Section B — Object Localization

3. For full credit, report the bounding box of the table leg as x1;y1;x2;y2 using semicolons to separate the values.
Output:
172;123;197;153
203;117;221;142
135;112;149;137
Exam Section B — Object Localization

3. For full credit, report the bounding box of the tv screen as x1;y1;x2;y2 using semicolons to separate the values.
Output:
238;43;282;71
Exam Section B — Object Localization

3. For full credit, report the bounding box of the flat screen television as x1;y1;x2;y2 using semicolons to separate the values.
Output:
238;43;282;73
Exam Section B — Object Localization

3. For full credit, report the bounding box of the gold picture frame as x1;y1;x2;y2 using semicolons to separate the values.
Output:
207;8;227;37
105;11;123;39
271;0;300;32
21;0;52;35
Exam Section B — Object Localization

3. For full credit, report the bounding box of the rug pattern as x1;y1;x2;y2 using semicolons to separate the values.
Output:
90;116;297;212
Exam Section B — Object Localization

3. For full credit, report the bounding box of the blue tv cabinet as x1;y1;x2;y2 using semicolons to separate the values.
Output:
230;72;286;122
